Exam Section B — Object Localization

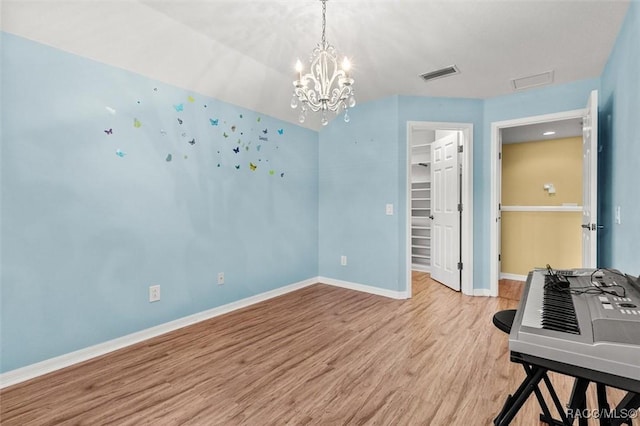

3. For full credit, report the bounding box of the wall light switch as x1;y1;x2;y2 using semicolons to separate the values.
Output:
385;203;394;215
615;206;621;224
341;255;347;266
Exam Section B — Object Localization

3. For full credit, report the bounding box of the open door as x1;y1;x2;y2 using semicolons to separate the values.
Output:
431;132;461;291
582;90;598;268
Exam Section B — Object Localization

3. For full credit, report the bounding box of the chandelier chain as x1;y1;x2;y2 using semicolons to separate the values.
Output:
321;0;327;47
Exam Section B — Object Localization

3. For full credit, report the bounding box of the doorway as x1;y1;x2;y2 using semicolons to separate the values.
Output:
406;121;474;296
489;91;598;296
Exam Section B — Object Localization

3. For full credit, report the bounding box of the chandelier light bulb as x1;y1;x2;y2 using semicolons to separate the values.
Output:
348;95;356;108
344;110;350;123
295;59;303;73
342;57;351;73
291;96;298;109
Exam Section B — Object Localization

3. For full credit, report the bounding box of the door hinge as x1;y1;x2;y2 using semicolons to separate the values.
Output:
458;203;463;212
498;254;501;261
498;203;501;210
458;145;463;153
457;262;463;270
499;152;502;160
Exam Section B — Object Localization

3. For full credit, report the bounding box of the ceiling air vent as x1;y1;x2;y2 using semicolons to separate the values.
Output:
511;70;554;91
420;65;460;82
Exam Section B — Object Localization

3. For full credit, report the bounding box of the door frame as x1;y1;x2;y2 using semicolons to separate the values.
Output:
406;121;474;296
489;109;585;297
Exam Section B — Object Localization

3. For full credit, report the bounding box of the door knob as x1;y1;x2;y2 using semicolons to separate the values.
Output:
429;215;434;220
581;224;591;229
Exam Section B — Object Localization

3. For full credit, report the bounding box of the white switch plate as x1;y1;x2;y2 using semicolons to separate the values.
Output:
217;272;225;285
615;206;621;224
341;255;347;266
385;203;394;215
149;285;160;302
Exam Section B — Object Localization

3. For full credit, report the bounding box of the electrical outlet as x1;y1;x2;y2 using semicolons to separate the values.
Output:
341;255;347;266
217;272;225;285
149;285;160;302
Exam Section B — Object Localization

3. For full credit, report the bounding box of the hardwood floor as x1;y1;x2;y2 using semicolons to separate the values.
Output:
1;273;633;425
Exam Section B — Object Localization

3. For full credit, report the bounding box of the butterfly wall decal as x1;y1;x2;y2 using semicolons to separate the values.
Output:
166;154;172;162
269;170;275;175
235;165;240;170
104;128;113;135
231;125;236;132
116;149;126;157
256;145;261;151
133;118;142;128
281;173;285;177
257;117;261;122
233;147;240;153
262;129;268;134
277;129;284;135
210;118;219;126
249;162;257;171
188;139;196;145
174;104;184;112
105;106;116;115
177;118;183;125
187;96;195;103
223;132;229;138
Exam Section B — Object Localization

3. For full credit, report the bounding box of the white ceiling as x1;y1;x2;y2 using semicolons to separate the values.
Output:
1;0;630;130
501;118;583;144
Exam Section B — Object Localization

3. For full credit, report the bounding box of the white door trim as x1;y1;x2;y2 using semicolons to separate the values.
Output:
490;108;585;297
406;121;474;297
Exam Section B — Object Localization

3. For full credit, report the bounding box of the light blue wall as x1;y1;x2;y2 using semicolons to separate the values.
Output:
0;33;319;373
599;0;640;273
318;97;401;290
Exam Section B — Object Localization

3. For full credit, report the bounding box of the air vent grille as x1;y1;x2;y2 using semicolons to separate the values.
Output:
420;65;460;82
511;71;554;91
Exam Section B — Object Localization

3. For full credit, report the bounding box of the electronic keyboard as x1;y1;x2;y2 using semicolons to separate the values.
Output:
510;268;640;382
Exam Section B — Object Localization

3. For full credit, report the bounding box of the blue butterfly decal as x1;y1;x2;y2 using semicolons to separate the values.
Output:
262;128;268;134
210;118;219;126
188;138;196;145
115;149;126;157
174;104;184;112
235;165;240;170
277;128;284;135
104;128;113;135
280;173;284;177
233;147;240;153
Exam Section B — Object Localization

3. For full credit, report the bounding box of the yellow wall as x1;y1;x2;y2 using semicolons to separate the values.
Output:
501;212;582;275
502;137;582;206
501;137;582;276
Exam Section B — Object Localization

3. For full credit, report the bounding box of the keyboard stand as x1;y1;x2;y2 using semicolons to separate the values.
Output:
494;360;568;426
495;351;640;426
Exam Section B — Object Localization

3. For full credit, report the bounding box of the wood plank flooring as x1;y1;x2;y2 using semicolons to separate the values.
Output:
0;273;633;425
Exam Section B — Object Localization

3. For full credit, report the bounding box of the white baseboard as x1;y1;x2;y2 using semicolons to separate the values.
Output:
473;288;496;297
0;277;319;389
500;273;527;282
318;276;407;300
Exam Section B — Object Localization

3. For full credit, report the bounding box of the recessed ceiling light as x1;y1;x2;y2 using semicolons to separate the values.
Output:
543;131;556;136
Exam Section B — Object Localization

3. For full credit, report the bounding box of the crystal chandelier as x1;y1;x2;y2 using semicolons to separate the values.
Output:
291;0;356;126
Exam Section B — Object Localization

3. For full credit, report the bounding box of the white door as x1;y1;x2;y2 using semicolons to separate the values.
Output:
582;90;598;268
431;133;461;291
